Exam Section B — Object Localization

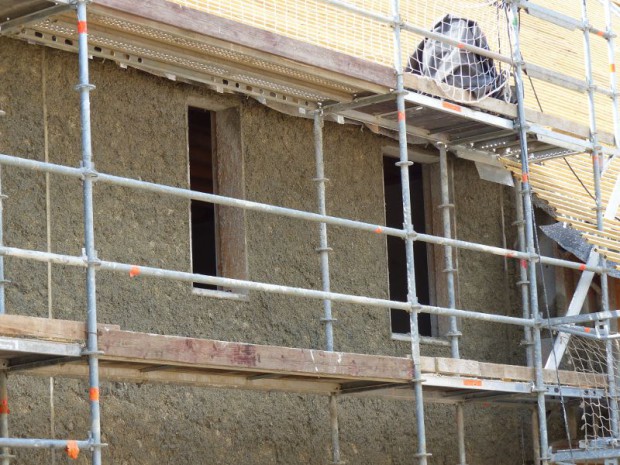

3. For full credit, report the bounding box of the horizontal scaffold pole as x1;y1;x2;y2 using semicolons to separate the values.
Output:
0;245;538;327
0;153;610;276
0;438;92;449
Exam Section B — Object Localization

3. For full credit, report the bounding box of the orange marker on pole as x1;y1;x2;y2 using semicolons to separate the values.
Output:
66;440;80;459
77;21;87;34
0;399;9;415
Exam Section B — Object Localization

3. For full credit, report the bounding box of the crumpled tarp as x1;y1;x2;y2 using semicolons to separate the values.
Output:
407;14;510;101
540;222;620;279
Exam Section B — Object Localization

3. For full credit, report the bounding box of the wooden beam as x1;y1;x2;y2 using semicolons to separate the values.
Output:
24;362;341;395
97;330;415;383
0;316;602;391
91;0;395;90
0;314;119;342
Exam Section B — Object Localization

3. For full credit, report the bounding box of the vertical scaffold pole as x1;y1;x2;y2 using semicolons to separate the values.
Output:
507;3;550;462
438;145;466;464
313;109;341;464
514;182;533;368
516;182;541;463
0;369;8;465
604;0;620;442
0;166;9;465
438;145;460;360
0;166;4;315
75;2;102;464
580;0;620;442
391;1;428;463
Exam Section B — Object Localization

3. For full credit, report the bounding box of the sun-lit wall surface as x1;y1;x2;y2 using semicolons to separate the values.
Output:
170;0;620;135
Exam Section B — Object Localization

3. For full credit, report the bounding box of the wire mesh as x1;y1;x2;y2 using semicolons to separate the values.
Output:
404;0;513;103
564;335;618;448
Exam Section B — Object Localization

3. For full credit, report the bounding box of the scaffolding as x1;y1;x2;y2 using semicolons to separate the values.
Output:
0;0;620;463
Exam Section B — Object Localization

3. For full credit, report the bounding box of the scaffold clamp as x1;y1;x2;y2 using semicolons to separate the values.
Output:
81;349;104;356
74;83;96;92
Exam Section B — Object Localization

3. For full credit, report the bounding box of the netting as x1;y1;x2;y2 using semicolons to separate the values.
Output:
404;0;513;103
564;335;619;448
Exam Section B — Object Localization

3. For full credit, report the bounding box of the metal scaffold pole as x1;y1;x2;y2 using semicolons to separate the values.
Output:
604;0;620;448
507;3;550;462
581;0;620;443
0;166;9;465
515;183;541;463
75;1;103;463
313;109;341;464
391;1;428;463
438;144;466;464
0;369;8;465
514;182;533;368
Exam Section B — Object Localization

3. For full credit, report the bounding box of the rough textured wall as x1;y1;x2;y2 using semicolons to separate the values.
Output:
0;37;532;464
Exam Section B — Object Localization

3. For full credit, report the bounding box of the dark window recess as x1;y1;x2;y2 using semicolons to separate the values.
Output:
189;107;217;290
383;157;432;336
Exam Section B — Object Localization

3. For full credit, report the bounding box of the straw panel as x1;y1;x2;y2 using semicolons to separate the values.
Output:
169;0;620;135
503;155;620;270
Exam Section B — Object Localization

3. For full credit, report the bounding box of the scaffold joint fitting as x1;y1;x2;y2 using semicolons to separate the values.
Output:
74;83;96;92
81;349;104;356
406;230;418;240
82;249;101;268
315;246;333;253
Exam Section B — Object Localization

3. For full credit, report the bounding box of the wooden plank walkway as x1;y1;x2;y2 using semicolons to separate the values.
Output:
0;315;603;404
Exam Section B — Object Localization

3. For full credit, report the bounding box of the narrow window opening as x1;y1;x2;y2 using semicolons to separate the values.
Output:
188;107;217;290
383;157;432;337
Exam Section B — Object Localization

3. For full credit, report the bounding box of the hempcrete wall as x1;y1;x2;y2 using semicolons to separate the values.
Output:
0;37;533;464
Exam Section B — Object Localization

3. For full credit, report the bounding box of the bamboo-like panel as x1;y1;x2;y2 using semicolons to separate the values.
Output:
502;154;620;270
169;0;620;134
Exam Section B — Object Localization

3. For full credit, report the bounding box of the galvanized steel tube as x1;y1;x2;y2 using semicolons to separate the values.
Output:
0;153;610;275
508;4;550;462
438;145;466;464
314;110;335;352
515;182;533;366
438;145;460;358
0;248;539;329
0;438;90;450
75;3;102;464
392;0;428;462
0;156;7;465
0;165;4;317
581;0;620;439
313;110;341;464
604;0;620;438
0;371;8;465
